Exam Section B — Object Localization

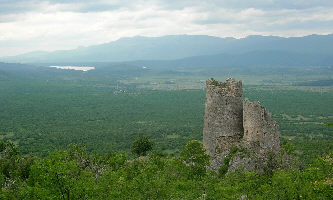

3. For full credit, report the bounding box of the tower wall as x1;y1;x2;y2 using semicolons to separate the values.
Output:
243;99;280;153
203;78;243;157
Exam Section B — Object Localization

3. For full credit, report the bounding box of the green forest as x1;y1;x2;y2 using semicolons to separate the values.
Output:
1;78;332;162
0;63;333;199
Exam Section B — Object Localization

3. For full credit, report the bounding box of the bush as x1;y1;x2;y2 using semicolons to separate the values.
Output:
131;135;154;157
180;140;210;179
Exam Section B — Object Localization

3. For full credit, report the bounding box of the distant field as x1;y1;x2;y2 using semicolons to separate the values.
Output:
117;65;333;89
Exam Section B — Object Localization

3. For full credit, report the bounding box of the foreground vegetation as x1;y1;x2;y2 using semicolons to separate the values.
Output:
1;139;332;199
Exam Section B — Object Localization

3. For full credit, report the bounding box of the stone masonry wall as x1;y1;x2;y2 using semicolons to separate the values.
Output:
203;78;243;158
243;99;280;154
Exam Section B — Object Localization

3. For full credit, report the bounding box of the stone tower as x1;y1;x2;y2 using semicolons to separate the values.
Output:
203;78;281;172
203;78;243;157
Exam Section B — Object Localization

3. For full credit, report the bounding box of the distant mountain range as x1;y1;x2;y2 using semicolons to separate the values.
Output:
1;34;333;67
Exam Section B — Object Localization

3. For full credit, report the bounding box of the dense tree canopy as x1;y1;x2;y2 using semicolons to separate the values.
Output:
0;140;332;199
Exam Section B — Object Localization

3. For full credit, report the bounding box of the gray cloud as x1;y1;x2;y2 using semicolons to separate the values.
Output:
0;0;332;56
149;0;333;10
0;0;45;22
0;0;39;14
1;0;333;15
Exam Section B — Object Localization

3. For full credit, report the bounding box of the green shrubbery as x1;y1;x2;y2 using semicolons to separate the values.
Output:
0;139;332;199
209;78;227;88
131;135;154;157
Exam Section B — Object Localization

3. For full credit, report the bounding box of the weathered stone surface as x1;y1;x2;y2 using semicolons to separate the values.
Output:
203;78;243;158
243;98;280;154
203;78;281;172
228;152;256;172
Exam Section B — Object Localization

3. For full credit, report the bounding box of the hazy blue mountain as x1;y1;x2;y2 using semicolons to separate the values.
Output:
126;50;333;68
1;34;333;65
1;35;234;63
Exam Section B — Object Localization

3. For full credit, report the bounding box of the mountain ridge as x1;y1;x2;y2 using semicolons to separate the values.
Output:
1;34;333;65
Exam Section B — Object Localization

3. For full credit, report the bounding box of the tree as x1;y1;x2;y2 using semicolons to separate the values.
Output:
131;135;153;157
180;140;210;179
25;150;97;200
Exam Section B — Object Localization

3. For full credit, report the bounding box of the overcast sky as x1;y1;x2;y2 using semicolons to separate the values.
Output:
1;0;333;57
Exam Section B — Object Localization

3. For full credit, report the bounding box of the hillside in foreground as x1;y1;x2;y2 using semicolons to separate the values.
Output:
1;137;332;199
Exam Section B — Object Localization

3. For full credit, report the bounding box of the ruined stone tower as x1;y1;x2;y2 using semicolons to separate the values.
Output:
203;78;281;172
203;78;243;157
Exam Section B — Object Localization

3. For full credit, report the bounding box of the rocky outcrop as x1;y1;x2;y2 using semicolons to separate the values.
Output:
203;78;281;172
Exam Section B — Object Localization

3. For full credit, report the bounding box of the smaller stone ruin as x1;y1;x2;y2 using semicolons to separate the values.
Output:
203;78;281;172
